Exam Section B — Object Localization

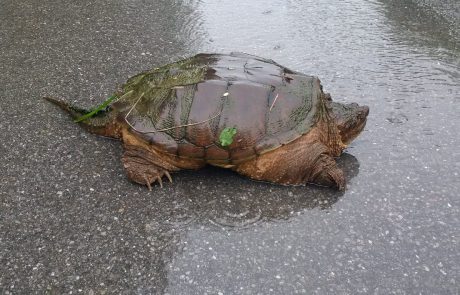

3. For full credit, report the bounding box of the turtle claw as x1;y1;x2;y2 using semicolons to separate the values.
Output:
142;172;170;190
164;171;173;183
144;175;153;191
122;144;177;190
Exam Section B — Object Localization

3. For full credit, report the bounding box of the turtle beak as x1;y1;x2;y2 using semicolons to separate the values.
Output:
357;105;369;124
360;105;370;118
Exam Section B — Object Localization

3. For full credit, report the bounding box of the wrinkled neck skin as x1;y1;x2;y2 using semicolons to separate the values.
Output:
329;101;369;145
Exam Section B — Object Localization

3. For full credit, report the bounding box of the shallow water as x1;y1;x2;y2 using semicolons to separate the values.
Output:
1;0;459;293
164;1;460;293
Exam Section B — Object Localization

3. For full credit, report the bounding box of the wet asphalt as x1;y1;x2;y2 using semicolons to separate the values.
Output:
1;0;459;294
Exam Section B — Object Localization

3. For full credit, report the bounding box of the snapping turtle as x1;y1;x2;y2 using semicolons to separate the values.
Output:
45;52;368;190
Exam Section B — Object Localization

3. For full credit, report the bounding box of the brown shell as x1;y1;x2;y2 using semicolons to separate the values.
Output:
111;52;327;165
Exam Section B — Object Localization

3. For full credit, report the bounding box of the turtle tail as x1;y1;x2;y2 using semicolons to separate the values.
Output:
43;96;120;138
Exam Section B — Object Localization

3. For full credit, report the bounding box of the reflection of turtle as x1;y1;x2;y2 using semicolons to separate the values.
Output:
45;52;368;190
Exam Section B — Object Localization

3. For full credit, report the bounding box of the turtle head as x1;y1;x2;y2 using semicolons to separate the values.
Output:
330;101;369;145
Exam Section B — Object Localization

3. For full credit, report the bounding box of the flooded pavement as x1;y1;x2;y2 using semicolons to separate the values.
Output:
1;0;459;293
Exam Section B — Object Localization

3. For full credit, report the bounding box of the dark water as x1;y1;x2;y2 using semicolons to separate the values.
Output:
1;0;459;293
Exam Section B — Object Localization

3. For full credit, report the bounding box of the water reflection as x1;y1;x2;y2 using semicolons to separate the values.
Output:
162;152;360;229
137;153;359;292
378;0;459;58
131;153;360;292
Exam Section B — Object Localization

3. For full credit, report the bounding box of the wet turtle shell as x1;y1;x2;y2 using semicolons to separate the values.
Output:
110;52;331;166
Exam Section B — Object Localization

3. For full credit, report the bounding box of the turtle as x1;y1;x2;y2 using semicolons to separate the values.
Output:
44;52;369;190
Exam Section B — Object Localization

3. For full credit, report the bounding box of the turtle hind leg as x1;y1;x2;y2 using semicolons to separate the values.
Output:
122;144;178;190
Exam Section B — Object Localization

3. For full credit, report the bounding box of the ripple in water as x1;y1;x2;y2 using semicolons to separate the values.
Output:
208;206;263;229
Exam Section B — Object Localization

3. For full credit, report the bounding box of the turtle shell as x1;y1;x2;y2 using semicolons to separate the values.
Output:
111;52;328;166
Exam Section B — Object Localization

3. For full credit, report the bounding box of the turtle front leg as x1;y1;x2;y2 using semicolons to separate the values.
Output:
234;140;346;190
307;153;345;190
122;144;178;190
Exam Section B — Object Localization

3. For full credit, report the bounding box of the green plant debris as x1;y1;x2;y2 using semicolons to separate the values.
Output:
74;94;118;122
219;127;237;147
